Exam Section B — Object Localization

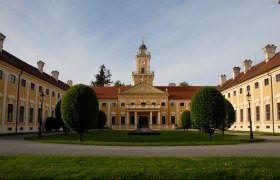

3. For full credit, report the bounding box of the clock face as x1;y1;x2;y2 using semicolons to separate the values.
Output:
142;60;145;64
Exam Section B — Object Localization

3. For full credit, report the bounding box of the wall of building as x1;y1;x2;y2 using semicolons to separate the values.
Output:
0;60;66;133
222;67;280;133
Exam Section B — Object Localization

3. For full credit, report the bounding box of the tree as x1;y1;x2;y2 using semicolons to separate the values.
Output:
181;110;191;131
190;86;226;141
179;81;190;86
114;80;125;86
91;64;112;86
96;110;107;131
55;100;69;135
220;99;236;136
61;84;99;141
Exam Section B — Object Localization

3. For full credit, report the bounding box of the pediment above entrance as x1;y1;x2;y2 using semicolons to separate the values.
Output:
119;82;167;95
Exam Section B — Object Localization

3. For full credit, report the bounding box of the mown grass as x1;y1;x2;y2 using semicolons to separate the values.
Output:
29;130;263;146
0;155;280;179
227;130;280;136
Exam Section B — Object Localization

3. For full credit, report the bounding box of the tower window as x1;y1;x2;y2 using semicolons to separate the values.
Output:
141;68;145;74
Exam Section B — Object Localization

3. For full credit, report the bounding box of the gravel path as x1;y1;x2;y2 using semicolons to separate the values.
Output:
1;133;280;157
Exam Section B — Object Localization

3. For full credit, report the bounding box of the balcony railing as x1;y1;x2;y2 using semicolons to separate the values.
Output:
132;71;154;76
126;104;160;109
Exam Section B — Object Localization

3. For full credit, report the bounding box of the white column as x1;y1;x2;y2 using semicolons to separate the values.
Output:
2;72;9;125
108;102;111;128
126;111;129;125
150;111;152;125
157;111;160;125
176;102;179;125
134;111;137;125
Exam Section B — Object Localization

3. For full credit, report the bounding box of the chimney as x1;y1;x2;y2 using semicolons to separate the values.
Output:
219;74;227;86
51;70;59;81
242;59;252;73
67;80;73;87
37;61;45;74
232;67;240;80
263;44;277;62
0;33;6;53
169;83;176;86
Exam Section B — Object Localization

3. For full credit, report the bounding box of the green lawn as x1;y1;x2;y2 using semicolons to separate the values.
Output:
29;130;263;146
1;156;280;179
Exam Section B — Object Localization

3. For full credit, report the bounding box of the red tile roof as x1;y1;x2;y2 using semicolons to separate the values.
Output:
92;86;202;100
218;52;280;91
0;50;69;91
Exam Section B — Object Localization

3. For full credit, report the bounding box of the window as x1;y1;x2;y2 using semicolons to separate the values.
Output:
9;74;16;84
39;86;42;93
256;106;260;121
239;88;243;94
102;102;106;107
233;91;236;96
170;102;175;107
121;102;125;107
171;116;175;124
161;102;166;106
247;108;251;122
141;102;146;107
180;102;184;107
255;82;259;89
21;79;26;87
112;116;116;124
162;116;166;124
7;104;13;122
264;78;269;86
130;102;135;106
277;103;280;120
121;116;125;124
52;91;55;97
141;68;145;74
266;104;270;121
276;74;280;82
130;116;135;124
246;85;250;92
29;108;34;123
45;89;49;95
0;70;3;80
31;83;35;90
152;102;156;106
152;116;156;124
240;109;243;122
228;93;230;98
111;103;116;107
19;106;24;122
57;93;60;99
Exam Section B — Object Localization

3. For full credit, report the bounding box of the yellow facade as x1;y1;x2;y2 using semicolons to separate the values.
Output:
93;42;199;130
0;33;70;133
219;44;280;133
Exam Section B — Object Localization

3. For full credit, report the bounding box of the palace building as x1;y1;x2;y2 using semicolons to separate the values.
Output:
93;41;202;130
218;44;280;133
0;33;71;133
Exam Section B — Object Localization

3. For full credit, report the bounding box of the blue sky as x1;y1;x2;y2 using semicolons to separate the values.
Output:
0;0;280;86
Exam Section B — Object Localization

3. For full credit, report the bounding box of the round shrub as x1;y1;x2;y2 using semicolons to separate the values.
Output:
61;84;99;141
97;110;107;131
181;110;191;131
220;99;236;135
191;86;226;141
45;117;54;131
55;100;69;135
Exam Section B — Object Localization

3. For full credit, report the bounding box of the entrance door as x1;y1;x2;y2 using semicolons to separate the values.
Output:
139;116;149;128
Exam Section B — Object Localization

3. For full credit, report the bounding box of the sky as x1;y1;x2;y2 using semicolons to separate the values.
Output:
0;0;280;86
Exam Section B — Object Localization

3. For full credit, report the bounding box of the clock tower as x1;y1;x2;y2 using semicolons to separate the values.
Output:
132;40;154;85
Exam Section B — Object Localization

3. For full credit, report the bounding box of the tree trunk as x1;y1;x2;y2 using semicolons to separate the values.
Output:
209;133;212;141
222;129;225;136
184;128;185;131
80;134;83;141
64;130;67;136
